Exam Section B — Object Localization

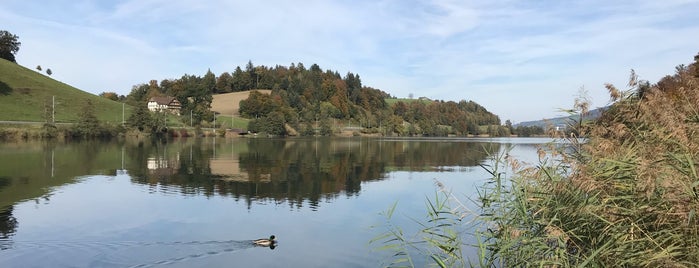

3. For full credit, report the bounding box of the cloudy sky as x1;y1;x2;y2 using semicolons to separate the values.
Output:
2;0;698;123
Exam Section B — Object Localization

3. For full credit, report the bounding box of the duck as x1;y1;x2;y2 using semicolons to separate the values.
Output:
253;235;276;247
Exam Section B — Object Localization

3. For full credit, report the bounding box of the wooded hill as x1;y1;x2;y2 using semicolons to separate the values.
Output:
126;61;503;136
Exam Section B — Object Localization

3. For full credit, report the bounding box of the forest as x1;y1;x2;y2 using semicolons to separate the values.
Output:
120;61;508;136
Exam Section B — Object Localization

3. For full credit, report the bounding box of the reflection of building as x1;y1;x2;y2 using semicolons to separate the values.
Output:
147;153;180;177
147;157;170;170
210;159;271;182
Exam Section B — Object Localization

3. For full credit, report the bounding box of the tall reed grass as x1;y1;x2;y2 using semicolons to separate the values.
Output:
479;65;699;267
372;55;699;267
371;183;472;268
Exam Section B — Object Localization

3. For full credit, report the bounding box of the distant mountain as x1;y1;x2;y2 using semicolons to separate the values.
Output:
515;107;607;128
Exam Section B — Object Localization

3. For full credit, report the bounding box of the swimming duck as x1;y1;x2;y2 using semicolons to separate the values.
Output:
253;235;276;247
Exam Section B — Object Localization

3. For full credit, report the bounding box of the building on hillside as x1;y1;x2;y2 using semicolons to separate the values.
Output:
147;96;181;115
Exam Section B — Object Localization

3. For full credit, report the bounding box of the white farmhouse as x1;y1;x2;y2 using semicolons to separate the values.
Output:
147;96;181;115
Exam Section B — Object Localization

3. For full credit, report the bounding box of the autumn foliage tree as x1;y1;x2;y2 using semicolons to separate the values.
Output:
99;92;120;101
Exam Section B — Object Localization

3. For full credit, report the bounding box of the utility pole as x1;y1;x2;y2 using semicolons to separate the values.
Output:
52;96;55;124
190;110;193;127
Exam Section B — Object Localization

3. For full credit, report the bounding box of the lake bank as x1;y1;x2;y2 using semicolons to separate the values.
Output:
0;121;533;142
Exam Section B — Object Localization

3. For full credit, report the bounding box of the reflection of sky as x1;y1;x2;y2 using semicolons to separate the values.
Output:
1;141;548;267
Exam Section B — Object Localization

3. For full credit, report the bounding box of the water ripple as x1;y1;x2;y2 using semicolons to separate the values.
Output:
0;239;265;267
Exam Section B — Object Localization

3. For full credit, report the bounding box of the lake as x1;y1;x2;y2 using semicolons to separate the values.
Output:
0;137;552;267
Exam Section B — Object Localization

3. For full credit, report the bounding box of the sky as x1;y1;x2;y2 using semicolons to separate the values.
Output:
1;0;698;123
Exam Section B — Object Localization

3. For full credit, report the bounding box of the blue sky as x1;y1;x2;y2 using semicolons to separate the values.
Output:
2;0;698;123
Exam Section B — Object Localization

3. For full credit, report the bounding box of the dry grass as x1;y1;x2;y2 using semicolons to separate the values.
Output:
477;62;699;267
210;90;271;116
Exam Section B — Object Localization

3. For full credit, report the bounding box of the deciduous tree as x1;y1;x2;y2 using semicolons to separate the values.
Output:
215;72;233;93
99;91;120;101
239;90;275;118
0;30;20;63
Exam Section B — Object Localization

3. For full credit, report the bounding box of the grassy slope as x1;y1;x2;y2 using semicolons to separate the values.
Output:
0;59;131;123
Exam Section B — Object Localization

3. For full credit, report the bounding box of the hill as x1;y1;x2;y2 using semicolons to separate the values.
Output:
211;90;271;116
125;61;502;136
0;59;130;123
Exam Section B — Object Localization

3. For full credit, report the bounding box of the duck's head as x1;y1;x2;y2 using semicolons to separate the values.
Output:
269;235;276;240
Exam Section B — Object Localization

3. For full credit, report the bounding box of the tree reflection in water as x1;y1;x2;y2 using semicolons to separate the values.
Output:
125;138;498;210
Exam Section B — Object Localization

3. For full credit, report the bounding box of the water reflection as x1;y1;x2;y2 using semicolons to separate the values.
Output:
119;138;499;210
0;137;500;240
0;206;17;240
1;238;265;267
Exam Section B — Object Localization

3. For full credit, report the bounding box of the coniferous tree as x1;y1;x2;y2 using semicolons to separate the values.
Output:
202;69;216;94
74;100;100;137
127;102;153;132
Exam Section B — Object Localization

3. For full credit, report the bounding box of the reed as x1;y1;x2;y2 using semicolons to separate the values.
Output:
373;55;699;267
477;63;699;267
371;184;473;268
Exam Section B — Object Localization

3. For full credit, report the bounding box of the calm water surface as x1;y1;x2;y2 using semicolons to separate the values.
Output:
0;137;552;267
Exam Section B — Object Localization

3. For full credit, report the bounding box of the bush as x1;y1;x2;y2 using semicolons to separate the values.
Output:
319;118;333;136
300;123;315;136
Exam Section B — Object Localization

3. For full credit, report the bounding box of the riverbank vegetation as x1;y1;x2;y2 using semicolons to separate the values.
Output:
373;53;699;267
478;56;699;267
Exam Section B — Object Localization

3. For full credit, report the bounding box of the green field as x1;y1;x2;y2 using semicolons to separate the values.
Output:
0;59;133;123
212;115;250;129
384;97;434;106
